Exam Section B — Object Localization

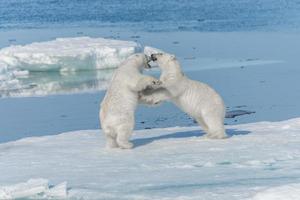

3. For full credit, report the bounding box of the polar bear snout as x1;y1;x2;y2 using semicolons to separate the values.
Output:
150;54;158;61
151;53;164;61
145;54;160;69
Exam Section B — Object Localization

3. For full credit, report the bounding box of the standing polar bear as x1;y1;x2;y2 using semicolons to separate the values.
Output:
100;53;161;149
140;53;227;139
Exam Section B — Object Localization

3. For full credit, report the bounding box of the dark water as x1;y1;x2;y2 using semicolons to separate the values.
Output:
1;0;300;31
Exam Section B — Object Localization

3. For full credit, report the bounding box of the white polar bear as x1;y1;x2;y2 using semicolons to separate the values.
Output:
140;53;227;139
100;53;161;149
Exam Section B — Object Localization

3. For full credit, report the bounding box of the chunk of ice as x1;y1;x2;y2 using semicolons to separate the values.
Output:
0;37;141;97
0;179;68;199
0;37;140;71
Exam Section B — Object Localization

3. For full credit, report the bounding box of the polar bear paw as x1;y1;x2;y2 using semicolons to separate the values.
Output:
204;133;228;139
117;141;134;149
152;79;162;86
105;138;119;148
146;78;162;90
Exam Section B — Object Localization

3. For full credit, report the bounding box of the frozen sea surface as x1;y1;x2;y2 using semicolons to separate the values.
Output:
0;118;300;199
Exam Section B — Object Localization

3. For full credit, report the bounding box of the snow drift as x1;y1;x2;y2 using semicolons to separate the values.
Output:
1;118;300;199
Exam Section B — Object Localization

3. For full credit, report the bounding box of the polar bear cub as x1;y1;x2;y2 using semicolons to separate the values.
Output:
100;53;161;149
140;53;227;139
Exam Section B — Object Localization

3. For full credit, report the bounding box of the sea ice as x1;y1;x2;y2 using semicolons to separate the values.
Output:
1;118;300;199
0;37;140;71
0;37;140;97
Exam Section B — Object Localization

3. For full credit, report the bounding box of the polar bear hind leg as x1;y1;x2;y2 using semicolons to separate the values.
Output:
115;124;134;149
195;117;209;134
196;115;227;139
206;125;227;139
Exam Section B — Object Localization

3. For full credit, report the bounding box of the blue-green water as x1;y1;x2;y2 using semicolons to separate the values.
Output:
1;0;300;31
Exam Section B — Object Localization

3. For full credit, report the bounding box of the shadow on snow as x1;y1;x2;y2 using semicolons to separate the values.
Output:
132;128;251;148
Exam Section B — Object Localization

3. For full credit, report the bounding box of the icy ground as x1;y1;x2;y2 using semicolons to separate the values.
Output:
1;118;300;199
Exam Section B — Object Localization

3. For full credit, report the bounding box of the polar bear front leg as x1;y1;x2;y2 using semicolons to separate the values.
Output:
105;134;119;148
134;76;162;92
116;124;134;149
102;127;119;148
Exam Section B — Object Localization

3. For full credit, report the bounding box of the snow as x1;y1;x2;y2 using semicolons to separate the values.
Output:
0;37;140;97
1;118;300;199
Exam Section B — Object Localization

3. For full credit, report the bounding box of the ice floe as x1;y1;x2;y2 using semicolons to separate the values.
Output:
1;118;300;199
0;37;140;97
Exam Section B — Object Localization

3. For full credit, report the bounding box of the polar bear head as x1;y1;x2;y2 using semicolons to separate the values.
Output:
126;53;152;71
150;53;181;71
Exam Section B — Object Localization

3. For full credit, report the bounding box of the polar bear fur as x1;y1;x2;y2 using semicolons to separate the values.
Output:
140;53;227;139
100;53;161;149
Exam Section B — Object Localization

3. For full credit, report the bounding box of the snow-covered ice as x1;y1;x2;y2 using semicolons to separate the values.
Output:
0;37;139;71
0;37;140;97
1;118;300;199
